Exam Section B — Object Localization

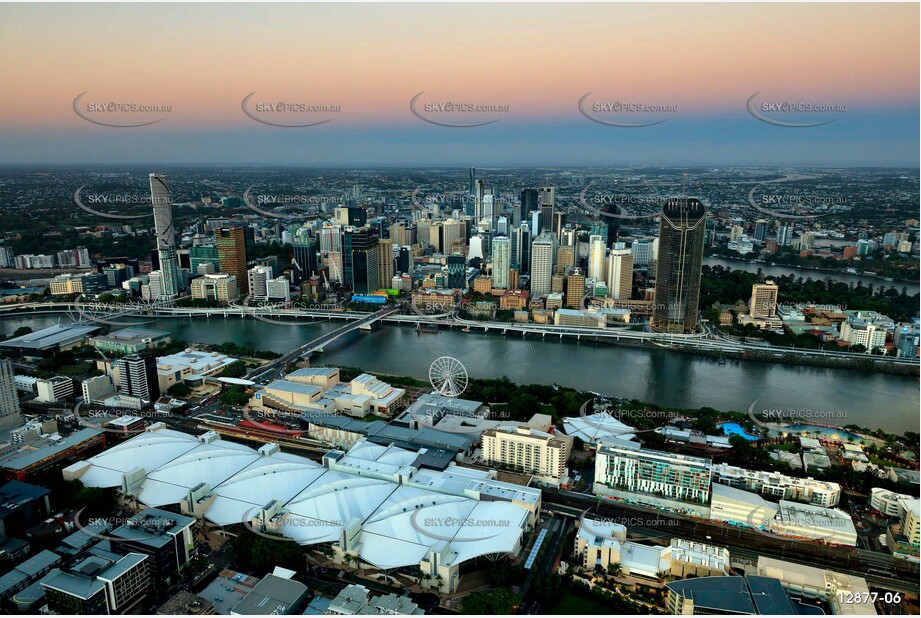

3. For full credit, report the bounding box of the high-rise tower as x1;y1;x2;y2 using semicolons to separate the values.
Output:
538;187;555;234
530;232;558;296
651;198;707;333
149;174;180;299
587;235;607;282
217;226;249;295
492;236;511;290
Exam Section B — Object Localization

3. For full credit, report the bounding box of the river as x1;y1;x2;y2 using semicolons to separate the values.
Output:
703;257;919;296
3;314;917;434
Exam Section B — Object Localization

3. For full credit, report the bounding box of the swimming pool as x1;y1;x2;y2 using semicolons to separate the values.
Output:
767;424;876;445
719;422;760;441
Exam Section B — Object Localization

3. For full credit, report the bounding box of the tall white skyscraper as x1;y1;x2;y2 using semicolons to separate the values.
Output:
587;235;607;282
146;271;163;301
631;238;655;266
778;224;794;246
474;180;497;231
492;236;511;289
468;235;485;260
149;173;180;299
0;359;22;430
478;192;495;230
530;232;557;296
320;224;342;253
248;265;273;300
442;219;465;251
606;246;634;299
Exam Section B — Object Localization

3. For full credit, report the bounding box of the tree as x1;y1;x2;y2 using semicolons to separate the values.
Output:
12;326;32;338
220;385;250;406
168;382;192;397
219;361;247;379
233;531;304;573
459;588;521;614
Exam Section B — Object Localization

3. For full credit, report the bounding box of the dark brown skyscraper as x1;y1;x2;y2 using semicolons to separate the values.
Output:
651;198;707;333
217;226;249;295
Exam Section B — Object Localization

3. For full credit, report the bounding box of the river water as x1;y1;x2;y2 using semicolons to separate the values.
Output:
703;257;919;296
4;313;917;434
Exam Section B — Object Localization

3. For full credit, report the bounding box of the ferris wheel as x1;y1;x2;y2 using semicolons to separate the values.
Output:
429;356;468;397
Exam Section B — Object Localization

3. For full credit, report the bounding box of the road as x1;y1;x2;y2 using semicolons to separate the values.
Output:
244;306;399;381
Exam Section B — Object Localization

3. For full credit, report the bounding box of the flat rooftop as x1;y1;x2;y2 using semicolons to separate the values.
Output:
0;323;100;352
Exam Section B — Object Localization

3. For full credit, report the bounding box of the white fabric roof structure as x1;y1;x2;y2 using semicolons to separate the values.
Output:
562;412;636;444
68;426;537;572
138;442;261;507
206;454;327;526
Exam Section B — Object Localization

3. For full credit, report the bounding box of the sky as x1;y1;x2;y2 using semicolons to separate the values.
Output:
0;3;917;167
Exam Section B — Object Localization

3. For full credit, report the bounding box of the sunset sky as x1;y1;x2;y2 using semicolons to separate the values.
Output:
0;3;917;166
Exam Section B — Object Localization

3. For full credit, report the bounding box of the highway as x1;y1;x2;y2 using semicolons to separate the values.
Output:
244;306;399;381
4;300;916;366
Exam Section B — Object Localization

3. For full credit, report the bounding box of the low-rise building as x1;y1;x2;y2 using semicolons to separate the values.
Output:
326;583;423;615
665;575;816;615
411;289;456;313
756;556;877;615
574;517;730;578
156;350;238;391
251;380;334;416
709;482;778;528
347;373;405;416
710;463;841;506
230;571;310;615
191;273;239;303
34;377;74;404
554;308;606;328
0;549;61;605
870;487;915;517
156;590;215;615
773;501;858;546
284;367;340;389
81;375;117;404
108;508;195;586
42;552;149;614
89;328;171;355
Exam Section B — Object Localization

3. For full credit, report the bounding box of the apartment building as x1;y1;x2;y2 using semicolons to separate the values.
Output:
594;440;712;509
710;463;841;507
481;425;572;486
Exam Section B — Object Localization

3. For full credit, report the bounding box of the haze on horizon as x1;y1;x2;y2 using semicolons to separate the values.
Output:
0;3;917;167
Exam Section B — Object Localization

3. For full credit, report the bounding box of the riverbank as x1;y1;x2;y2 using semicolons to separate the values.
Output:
703;255;920;295
668;344;919;376
391;318;919;376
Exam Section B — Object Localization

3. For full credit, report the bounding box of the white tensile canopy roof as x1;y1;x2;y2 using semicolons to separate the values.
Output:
73;427;535;570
